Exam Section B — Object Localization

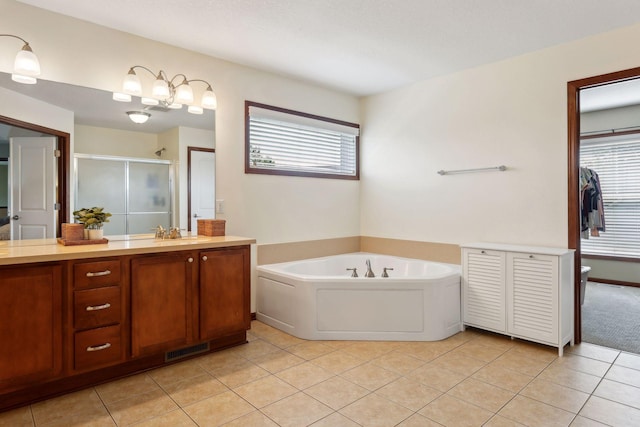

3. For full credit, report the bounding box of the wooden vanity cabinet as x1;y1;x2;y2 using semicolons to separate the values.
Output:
0;263;63;393
131;245;251;356
131;252;196;357
0;239;253;412
199;247;251;340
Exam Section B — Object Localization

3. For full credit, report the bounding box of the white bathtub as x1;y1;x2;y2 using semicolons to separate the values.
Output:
256;253;462;341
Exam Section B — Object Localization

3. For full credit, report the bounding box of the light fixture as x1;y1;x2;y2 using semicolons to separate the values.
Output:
127;111;151;124
115;65;217;114
113;92;131;102
0;34;41;84
141;97;159;106
187;105;204;115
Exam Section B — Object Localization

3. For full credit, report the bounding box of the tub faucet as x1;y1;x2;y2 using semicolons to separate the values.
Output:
365;259;375;277
382;267;394;278
346;268;358;277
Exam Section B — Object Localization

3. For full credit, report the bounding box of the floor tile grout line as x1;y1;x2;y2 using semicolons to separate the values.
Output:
91;385;119;427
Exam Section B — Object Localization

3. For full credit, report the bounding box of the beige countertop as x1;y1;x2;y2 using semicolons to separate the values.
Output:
0;234;256;265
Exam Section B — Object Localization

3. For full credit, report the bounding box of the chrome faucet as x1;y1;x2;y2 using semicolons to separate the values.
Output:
382;267;394;278
346;268;358;277
153;225;166;239
365;259;375;277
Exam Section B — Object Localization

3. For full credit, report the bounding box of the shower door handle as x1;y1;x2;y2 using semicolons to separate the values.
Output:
12;215;19;220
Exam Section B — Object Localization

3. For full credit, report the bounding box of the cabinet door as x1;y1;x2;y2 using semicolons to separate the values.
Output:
463;248;506;332
506;253;558;344
131;253;195;357
199;247;250;340
0;264;62;391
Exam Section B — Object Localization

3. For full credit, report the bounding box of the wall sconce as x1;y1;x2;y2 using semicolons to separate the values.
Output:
114;65;217;114
0;34;41;84
127;111;151;124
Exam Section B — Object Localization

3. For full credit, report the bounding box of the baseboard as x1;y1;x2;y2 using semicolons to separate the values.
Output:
589;277;640;288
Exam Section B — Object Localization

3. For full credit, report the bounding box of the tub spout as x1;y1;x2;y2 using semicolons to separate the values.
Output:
365;259;375;277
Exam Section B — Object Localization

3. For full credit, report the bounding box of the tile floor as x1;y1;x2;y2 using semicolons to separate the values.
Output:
2;321;640;426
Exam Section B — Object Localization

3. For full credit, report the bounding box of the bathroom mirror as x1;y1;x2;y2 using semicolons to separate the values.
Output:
0;72;215;240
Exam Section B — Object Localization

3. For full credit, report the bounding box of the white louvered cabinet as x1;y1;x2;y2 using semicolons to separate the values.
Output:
461;243;574;356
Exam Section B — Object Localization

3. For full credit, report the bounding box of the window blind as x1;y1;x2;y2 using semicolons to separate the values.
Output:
246;103;359;179
581;134;640;258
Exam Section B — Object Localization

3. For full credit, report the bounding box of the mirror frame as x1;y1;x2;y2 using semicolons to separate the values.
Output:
0;114;70;238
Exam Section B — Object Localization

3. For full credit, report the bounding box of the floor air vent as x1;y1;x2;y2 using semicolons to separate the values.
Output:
165;342;210;362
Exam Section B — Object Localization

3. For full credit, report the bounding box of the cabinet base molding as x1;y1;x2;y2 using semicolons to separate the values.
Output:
0;332;246;413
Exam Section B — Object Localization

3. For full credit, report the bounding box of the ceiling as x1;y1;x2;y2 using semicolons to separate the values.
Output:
16;0;640;97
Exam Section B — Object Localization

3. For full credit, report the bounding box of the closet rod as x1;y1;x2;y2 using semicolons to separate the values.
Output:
437;165;507;176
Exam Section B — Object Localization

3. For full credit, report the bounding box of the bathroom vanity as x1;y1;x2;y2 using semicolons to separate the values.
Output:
0;235;254;412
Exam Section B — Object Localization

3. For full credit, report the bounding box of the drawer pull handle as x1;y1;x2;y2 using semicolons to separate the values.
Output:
86;303;111;312
86;343;111;352
86;269;111;277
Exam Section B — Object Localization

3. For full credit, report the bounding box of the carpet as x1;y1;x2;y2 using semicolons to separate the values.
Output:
582;281;640;354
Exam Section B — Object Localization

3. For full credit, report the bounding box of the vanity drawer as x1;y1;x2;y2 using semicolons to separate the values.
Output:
74;325;122;371
74;260;121;289
74;286;121;330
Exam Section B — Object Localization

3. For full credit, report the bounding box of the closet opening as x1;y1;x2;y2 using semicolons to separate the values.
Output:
568;67;640;354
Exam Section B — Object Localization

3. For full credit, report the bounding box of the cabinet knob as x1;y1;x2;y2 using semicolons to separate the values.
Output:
202;255;208;261
187;257;194;263
480;250;486;254
529;255;534;259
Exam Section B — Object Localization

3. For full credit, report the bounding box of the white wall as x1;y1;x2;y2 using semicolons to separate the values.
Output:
74;124;158;158
361;23;640;249
0;86;74;136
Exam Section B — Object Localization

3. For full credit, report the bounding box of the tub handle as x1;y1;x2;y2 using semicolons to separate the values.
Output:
382;267;394;278
346;268;358;278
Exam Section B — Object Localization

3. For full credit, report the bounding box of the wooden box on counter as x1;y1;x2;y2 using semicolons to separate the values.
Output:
198;219;226;236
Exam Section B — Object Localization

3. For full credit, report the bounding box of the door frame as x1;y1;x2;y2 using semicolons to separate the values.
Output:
0;114;70;237
567;66;640;343
187;146;216;232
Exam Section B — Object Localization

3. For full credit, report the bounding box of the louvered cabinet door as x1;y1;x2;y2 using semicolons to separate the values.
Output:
462;248;506;333
506;252;559;344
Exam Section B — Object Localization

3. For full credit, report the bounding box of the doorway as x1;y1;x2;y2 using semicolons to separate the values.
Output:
187;147;216;233
567;66;640;347
0;114;70;239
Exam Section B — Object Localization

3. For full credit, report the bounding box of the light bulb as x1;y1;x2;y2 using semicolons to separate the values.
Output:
11;74;36;84
152;77;170;100
175;83;194;104
112;92;132;102
13;44;40;77
201;88;217;110
122;70;142;95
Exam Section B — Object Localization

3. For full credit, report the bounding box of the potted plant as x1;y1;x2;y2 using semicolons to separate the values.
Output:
73;207;112;240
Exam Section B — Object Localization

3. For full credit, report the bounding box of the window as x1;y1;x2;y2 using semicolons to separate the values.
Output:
245;101;359;180
581;133;640;258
